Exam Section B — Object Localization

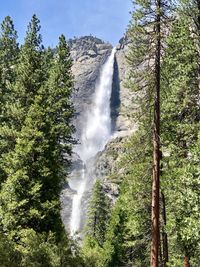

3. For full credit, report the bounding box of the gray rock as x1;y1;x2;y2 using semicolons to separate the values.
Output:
70;36;113;139
61;35;138;232
113;35;138;136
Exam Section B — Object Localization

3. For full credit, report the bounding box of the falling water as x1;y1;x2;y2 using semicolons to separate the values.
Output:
69;47;116;236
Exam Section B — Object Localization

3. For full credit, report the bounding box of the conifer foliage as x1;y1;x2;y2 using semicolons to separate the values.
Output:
127;1;171;266
161;1;200;265
85;180;111;246
0;15;80;266
0;16;19;184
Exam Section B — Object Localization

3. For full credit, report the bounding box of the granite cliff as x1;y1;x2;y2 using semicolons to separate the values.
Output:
61;35;136;231
69;35;136;138
69;36;112;137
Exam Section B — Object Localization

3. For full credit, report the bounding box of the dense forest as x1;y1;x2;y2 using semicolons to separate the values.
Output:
0;15;82;266
0;0;200;266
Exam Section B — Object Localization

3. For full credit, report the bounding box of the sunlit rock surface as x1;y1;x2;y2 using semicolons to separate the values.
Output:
61;36;137;233
69;36;112;138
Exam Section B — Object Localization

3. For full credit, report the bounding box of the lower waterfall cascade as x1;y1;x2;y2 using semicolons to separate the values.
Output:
69;47;116;236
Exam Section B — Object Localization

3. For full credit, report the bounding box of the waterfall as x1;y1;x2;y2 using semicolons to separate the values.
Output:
69;47;116;236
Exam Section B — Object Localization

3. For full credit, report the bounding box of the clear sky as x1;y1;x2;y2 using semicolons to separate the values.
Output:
0;0;132;47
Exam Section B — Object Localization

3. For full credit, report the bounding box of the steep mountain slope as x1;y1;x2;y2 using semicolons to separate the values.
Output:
61;36;136;232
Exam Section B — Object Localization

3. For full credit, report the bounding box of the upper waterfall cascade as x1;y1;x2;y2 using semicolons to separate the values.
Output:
69;47;116;235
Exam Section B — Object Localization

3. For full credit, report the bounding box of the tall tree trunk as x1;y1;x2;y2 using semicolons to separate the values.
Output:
184;255;190;267
150;0;161;266
161;192;168;267
196;0;200;93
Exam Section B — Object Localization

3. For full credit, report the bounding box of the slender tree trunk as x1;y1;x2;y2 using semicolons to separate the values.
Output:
196;0;200;93
184;255;190;267
159;233;163;265
150;0;161;266
161;192;168;267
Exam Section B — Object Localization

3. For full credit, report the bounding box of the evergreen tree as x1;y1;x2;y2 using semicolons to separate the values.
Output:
0;16;74;252
127;1;171;266
101;130;152;267
0;15;44;186
0;14;49;241
85;180;111;247
82;180;111;267
43;34;74;159
161;1;200;265
0;16;19;184
0;15;82;266
13;14;44;112
0;16;18;90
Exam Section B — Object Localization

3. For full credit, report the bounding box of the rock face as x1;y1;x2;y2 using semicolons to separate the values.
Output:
61;35;137;232
69;36;113;138
113;36;137;136
68;35;136;139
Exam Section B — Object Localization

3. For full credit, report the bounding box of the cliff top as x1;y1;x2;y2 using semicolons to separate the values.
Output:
68;35;112;61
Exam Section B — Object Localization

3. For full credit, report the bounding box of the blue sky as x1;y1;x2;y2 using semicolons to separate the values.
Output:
0;0;132;47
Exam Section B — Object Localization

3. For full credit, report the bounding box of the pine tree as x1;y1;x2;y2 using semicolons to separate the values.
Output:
82;180;111;267
36;34;74;236
0;15;44;183
44;34;74;159
0;18;74;246
0;16;19;184
0;14;47;241
85;180;111;247
100;131;152;267
0;16;18;91
0;15;82;266
13;14;44;111
161;1;200;265
127;1;171;266
151;2;161;265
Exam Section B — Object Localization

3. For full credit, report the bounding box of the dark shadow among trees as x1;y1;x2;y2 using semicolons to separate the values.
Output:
110;55;120;133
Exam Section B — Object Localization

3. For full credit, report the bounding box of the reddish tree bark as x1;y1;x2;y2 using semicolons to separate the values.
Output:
184;255;190;267
150;0;161;266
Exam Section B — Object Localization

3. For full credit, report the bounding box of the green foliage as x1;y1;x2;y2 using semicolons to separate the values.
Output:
85;180;111;246
101;130;152;267
17;229;83;267
0;233;21;267
0;16;18;87
0;230;83;267
82;180;111;266
0;15;79;266
82;236;104;267
161;2;200;264
0;16;19;184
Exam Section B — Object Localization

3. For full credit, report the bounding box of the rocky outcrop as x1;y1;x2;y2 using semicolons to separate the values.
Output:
112;36;137;136
69;36;112;138
69;35;136;139
92;136;128;202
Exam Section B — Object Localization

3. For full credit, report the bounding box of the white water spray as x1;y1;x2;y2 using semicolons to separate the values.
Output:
69;48;116;235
